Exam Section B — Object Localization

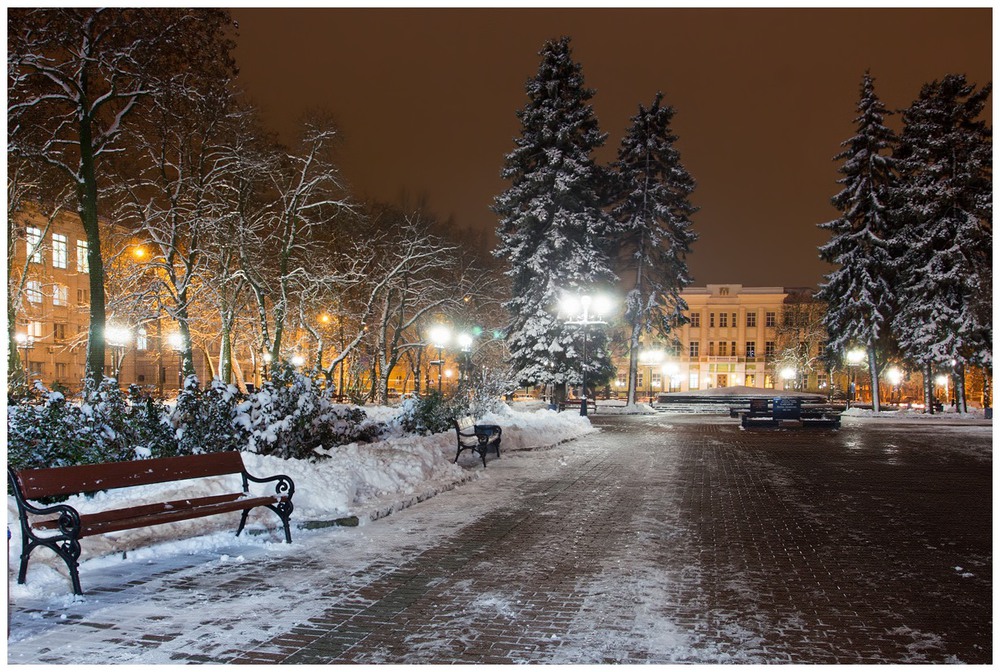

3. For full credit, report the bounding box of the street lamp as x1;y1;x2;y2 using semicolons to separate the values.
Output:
456;332;473;386
168;333;186;389
885;367;903;405
105;324;131;380
639;349;664;402
846;348;865;408
780;366;797;390
561;292;612;417
14;332;35;379
663;362;680;393
291;354;306;368
428;324;451;394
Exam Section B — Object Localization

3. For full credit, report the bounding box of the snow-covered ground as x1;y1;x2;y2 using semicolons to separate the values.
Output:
7;404;596;602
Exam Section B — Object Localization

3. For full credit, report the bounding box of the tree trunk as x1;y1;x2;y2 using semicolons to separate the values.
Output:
78;119;107;385
955;362;967;414
627;320;641;406
924;361;934;414
868;349;881;413
219;320;233;384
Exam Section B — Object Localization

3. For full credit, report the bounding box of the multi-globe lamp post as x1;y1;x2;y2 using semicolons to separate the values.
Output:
105;324;131;379
428;324;451;394
560;292;612;417
639;349;664;402
845;348;866;409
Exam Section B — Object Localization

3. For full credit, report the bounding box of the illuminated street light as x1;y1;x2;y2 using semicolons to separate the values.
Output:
845;348;866;409
14;332;35;378
291;354;306;368
780;366;797;390
105;324;131;379
663;362;680;392
561;291;613;417
456;332;474;386
639;349;664;402
428;324;451;394
886;367;903;405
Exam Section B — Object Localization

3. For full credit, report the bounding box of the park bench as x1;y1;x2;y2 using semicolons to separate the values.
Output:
452;416;502;467
558;398;598;414
8;451;295;595
736;397;841;429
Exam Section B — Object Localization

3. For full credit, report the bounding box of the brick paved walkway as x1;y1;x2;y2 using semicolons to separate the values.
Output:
8;414;992;664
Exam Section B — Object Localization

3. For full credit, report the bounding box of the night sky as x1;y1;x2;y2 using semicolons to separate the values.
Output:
231;7;991;289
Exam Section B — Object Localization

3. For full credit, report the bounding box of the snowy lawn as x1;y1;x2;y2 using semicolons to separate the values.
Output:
7;404;595;601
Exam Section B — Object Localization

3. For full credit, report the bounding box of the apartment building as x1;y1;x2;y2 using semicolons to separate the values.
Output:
10;205;210;394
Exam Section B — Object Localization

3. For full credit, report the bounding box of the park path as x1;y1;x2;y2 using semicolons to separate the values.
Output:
8;414;992;664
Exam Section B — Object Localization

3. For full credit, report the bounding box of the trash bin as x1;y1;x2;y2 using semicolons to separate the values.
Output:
985;408;993;420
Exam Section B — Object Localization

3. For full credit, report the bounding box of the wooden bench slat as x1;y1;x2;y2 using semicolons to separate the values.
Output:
15;452;247;500
30;492;253;531
76;495;285;537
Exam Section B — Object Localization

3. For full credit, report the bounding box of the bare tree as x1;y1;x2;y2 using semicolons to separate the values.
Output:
8;8;237;383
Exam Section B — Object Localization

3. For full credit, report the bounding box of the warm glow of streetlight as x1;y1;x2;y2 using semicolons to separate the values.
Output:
780;366;797;381
14;332;28;346
429;324;451;348
886;367;903;386
291;354;305;367
457;332;473;351
639;349;664;365
935;374;949;386
105;324;131;347
263;352;273;363
319;313;331;324
167;333;184;351
846;348;865;365
444;369;453;378
132;246;147;260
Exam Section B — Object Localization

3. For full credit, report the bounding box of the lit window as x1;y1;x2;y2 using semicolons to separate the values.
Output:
52;234;68;269
53;284;68;306
77;240;89;273
26;227;43;263
708;341;715;356
747;312;757;328
54;323;67;341
651;372;662;388
746;341;756;358
765;341;776;358
745;374;756;387
719;313;728;328
719;342;728;356
689;372;699;389
28;321;44;338
26;280;43;304
137;328;148;351
689;342;699;358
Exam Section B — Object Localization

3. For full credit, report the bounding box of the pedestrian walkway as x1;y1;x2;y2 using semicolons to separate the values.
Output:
8;415;992;663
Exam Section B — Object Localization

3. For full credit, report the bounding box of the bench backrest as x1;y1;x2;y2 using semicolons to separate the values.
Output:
455;416;475;432
11;451;248;501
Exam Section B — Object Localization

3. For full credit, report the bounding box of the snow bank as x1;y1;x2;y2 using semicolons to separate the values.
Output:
7;405;595;596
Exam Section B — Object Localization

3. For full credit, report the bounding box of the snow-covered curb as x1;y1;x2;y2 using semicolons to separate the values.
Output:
7;406;595;598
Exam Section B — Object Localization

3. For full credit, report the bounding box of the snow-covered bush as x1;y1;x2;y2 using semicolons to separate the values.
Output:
246;364;385;460
169;376;250;456
397;391;470;435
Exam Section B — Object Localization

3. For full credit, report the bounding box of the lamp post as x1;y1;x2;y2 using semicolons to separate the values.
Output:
291;354;306;368
663;362;680;394
168;333;185;390
780;366;797;391
14;332;35;381
561;292;612;417
457;332;473;386
885;367;904;406
639;349;664;403
846;348;865;409
428;324;451;394
105;324;131;381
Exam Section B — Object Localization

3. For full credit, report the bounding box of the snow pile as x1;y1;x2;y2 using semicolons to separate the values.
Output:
7;405;595;595
841;406;990;420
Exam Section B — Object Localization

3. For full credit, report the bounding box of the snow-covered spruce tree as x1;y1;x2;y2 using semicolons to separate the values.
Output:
493;37;617;401
817;71;900;413
611;92;698;406
891;75;992;413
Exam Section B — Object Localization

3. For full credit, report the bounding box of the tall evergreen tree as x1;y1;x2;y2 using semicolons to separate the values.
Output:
493;37;617;398
611;92;698;406
891;74;992;413
817;71;899;413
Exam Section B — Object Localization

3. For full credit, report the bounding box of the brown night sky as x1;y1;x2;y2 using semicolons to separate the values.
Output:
230;7;991;289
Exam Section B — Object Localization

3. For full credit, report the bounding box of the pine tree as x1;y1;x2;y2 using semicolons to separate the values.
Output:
817;71;900;413
493;37;617;397
611;93;698;406
892;74;992;413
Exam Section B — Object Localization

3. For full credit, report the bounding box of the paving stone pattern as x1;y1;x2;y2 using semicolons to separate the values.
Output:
9;415;992;664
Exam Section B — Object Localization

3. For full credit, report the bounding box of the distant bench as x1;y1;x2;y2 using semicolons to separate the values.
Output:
558;398;598;414
452;416;502;467
731;397;841;429
8;452;295;595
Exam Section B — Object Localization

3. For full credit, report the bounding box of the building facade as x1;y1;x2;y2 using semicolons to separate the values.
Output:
617;284;829;399
10;206;211;394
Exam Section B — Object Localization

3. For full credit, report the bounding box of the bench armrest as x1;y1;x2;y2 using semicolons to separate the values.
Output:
244;471;295;498
16;500;82;538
